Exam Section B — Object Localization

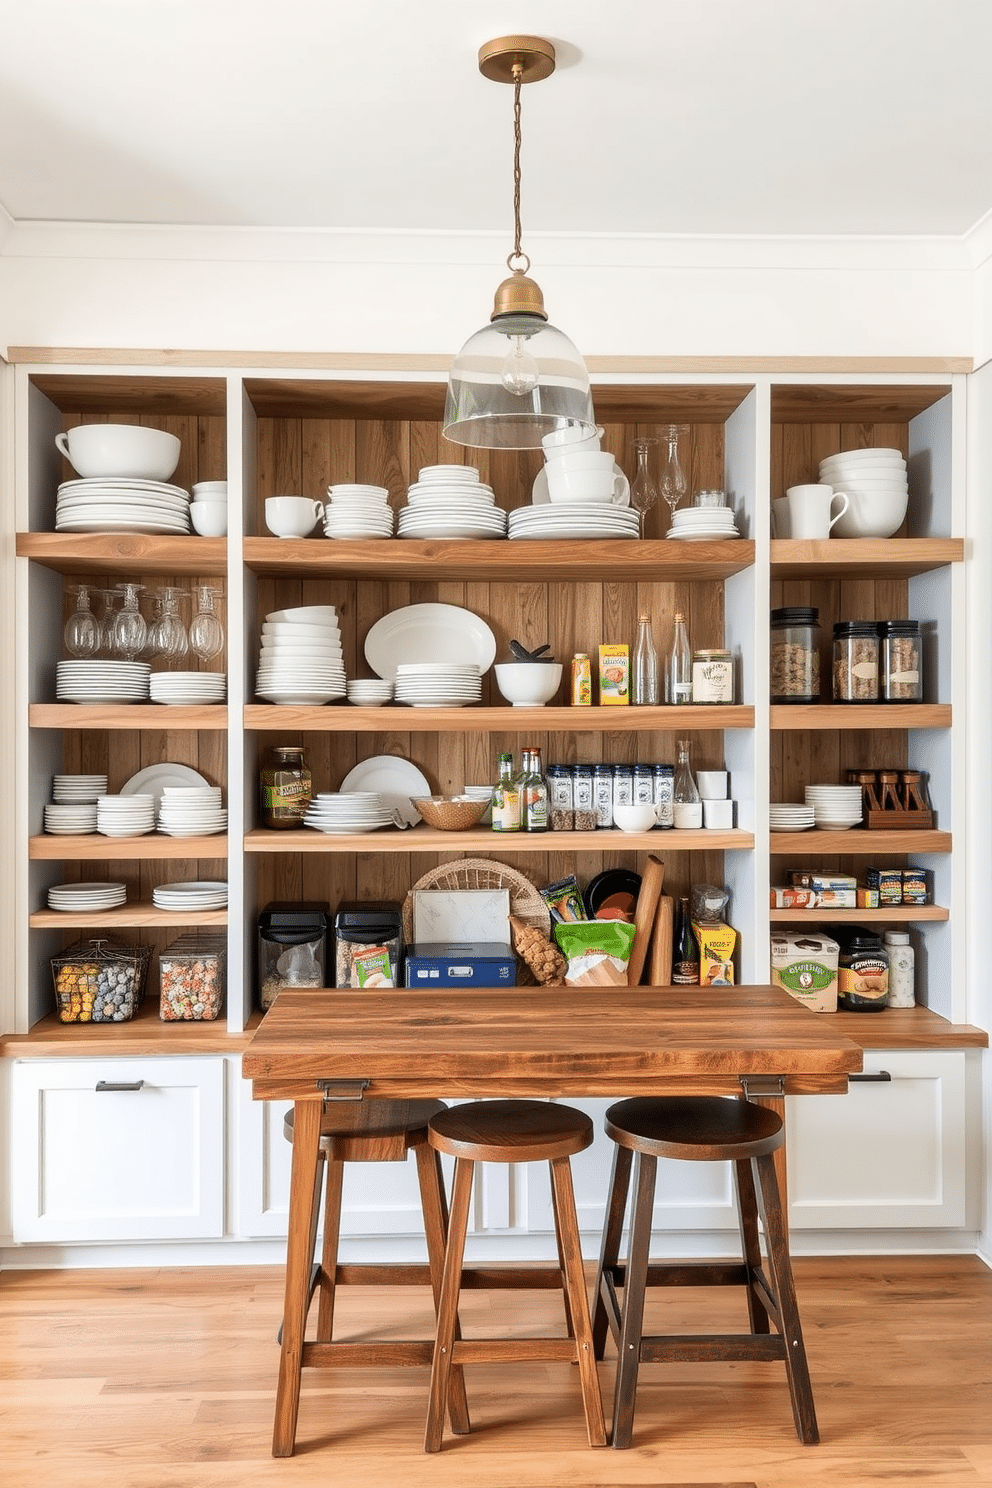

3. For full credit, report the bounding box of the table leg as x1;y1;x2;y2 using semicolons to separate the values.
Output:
272;1098;323;1457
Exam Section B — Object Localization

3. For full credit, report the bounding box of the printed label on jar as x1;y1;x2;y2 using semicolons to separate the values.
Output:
692;656;733;703
838;960;889;1004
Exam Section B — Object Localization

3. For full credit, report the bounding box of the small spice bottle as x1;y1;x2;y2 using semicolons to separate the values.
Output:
880;620;923;702
770;607;820;703
832;621;880;702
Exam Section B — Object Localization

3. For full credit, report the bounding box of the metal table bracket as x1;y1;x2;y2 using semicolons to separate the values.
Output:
316;1078;370;1102
739;1074;786;1099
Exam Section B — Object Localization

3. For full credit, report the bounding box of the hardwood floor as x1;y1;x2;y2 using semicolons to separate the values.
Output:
1;1255;990;1487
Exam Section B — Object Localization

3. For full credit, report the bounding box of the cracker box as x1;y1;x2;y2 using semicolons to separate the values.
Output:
770;932;839;1013
598;644;630;705
769;887;857;909
692;920;737;984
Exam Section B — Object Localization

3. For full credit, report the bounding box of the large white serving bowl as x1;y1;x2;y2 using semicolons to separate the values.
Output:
821;462;906;483
55;423;182;480
824;475;908;493
831;487;909;538
494;662;563;707
822;447;903;465
262;622;341;642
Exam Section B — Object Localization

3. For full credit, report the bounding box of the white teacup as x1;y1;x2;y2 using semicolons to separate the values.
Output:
541;424;604;454
189;501;228;537
613;802;659;833
546;467;625;504
785;484;850;539
265;495;324;538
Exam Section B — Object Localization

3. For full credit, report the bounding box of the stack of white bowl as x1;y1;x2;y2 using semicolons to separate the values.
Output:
804;783;864;830
150;671;226;705
397;465;507;540
323;484;394;540
769;802;816;832
96;794;156;837
394;662;482;707
818;448;909;538
256;605;346;705
346;678;394;706
303;792;396;834
157;786;227;837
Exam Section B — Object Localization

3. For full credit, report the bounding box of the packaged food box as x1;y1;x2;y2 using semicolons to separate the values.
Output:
160;933;226;1021
857;886;881;908
770;932;839;1013
787;871;858;892
769;887;857;909
865;867;902;905
692;920;737;983
598;644;629;705
901;866;932;904
52;938;151;1023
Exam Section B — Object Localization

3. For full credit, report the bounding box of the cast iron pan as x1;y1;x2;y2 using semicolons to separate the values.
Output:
585;868;642;922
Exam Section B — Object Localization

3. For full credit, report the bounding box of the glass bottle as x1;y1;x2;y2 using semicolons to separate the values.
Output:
667;612;692;705
672;738;702;828
516;747;549;833
260;745;312;829
491;751;521;832
632;614;659;705
672;896;700;985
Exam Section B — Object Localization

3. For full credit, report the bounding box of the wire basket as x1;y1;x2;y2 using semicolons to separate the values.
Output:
51;937;151;1023
402;857;550;987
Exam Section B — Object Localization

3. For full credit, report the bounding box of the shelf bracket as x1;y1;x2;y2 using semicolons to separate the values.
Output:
316;1078;370;1102
739;1075;786;1100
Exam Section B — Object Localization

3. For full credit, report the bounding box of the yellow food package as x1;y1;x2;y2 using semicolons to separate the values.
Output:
692;919;737;984
598;644;629;705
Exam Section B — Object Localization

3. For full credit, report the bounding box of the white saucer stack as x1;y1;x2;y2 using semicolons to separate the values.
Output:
667;506;740;541
303;792;397;834
398;465;507;540
805;784;864;830
507;504;639;540
96;794;156;837
150;671;226;705
323;483;394;539
48;881;128;911
393;663;482;707
157;786;227;837
769;803;816;832
57;660;151;703
44;802;98;834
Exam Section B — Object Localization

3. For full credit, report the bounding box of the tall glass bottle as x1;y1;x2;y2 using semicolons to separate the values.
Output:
672;738;702;828
667;611;692;705
491;751;521;832
632;614;659;705
517;747;549;833
672;896;700;985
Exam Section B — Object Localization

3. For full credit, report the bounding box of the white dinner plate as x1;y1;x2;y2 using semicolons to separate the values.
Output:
339;755;431;825
364;603;496;682
120;763;210;802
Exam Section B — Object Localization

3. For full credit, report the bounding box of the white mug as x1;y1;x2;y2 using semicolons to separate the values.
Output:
546;467;625;504
264;495;324;538
785;483;850;539
541;424;604;454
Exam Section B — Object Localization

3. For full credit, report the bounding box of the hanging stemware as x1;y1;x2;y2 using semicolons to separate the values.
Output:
110;582;148;661
629;437;659;538
188;585;225;662
659;424;689;528
148;586;189;664
63;584;101;658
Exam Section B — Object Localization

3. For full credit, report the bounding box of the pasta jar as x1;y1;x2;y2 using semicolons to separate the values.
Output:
260;745;312;828
770;607;820;703
880;620;923;702
692;648;734;704
832;620;880;702
838;932;889;1012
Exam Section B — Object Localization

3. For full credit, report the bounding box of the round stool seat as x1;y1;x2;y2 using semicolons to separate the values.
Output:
429;1099;594;1163
284;1098;447;1148
605;1095;783;1162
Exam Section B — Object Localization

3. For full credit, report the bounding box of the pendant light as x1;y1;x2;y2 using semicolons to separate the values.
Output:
443;35;596;450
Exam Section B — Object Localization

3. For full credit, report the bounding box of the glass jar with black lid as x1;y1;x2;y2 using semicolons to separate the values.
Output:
832;620;880;702
880;619;923;702
770;606;820;703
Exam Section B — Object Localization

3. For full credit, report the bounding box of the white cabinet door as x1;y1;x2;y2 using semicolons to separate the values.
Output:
786;1050;968;1229
10;1057;225;1242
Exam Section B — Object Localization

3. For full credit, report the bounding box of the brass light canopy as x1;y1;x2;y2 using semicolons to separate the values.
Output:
443;34;596;450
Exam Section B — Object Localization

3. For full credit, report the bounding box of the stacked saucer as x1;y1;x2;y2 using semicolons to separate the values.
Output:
769;803;816;832
157;786;227;837
256;606;346;705
55;478;191;534
507;503;639;540
398;466;507;540
394;663;482;707
48;881;128;911
53;773;108;802
346;678;394;706
150;671;226;705
323;483;394;540
667;505;740;541
303;792;396;834
96;794;156;837
57;660;151;704
805;784;864;830
153;880;229;910
44;802;98;834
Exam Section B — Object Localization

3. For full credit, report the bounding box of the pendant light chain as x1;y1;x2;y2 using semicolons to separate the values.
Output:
508;63;530;275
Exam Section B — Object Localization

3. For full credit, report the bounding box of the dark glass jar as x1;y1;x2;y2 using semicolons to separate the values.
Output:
838;932;889;1012
832;620;880;702
880;620;923;702
770;606;820;703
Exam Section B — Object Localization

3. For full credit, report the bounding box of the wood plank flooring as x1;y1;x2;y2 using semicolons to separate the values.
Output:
1;1256;990;1487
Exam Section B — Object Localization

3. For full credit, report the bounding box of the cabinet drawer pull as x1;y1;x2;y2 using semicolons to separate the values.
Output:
95;1079;145;1092
849;1071;892;1083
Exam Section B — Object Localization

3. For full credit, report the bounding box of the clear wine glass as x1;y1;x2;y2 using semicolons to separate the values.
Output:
189;585;225;662
63;584;101;658
110;582;148;661
660;423;689;528
629;437;659;538
96;587;121;656
148;586;189;664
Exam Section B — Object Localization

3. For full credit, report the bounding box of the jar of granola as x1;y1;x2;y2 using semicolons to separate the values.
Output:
832;620;879;702
770;607;820;703
880;620;923;702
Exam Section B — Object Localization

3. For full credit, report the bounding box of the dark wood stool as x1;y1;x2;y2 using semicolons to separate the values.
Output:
282;1098;469;1436
593;1095;818;1449
424;1098;607;1452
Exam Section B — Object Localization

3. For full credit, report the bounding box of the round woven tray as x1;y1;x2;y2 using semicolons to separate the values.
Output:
403;857;550;986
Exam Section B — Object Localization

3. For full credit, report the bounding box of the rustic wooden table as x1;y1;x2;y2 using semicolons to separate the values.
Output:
242;984;862;1456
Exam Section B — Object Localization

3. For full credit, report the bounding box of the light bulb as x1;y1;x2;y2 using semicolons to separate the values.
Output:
500;334;540;396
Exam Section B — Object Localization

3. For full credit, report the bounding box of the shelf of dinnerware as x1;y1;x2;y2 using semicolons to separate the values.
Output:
243;826;753;855
28;905;229;929
15;531;227;576
243;703;754;733
30;705;227;729
29;834;229;860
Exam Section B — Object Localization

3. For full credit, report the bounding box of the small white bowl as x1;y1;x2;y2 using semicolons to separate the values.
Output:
493;662;563;707
189;501;227;536
613;802;659;833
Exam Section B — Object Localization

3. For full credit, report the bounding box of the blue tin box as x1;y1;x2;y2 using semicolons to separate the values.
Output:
404;942;516;988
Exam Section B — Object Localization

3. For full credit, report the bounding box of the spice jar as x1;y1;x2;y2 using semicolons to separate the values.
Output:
883;930;915;1008
832;621;880;702
260;745;312;828
692;648;734;704
880;620;923;702
838;931;889;1012
770;607;820;703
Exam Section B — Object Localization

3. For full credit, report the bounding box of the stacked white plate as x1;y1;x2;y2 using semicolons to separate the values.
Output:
507;503;640;541
44;802;98;834
55;478;191;534
48;881;127;911
157;786;227;837
817;448;909;539
150;671;226;705
394;663;482;708
323;483;394;540
96;794;156;837
398;465;507;540
804;784;864;830
769;803;816;832
303;791;396;834
152;880;229;910
667;505;741;541
347;679;394;706
56;660;151;704
53;773;108;802
256;606;346;705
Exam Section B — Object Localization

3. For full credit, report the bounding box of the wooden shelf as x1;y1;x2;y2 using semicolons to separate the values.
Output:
242;536;755;582
29;903;229;929
243;825;755;854
17;531;227;576
31;703;227;730
771;384;950;422
769;829;950;854
770;704;951;730
0;1006;262;1058
769;906;948;924
30;834;228;860
244;703;755;733
770;537;963;578
826;1006;987;1051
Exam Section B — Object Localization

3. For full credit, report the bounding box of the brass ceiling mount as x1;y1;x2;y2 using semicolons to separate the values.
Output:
478;35;556;85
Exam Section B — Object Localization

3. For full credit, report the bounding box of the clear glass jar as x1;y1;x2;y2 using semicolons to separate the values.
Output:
770;606;820;703
880;620;923;702
832;620;880;702
260;745;312;829
692;648;734;704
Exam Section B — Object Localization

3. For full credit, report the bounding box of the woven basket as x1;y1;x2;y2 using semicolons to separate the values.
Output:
412;795;489;831
403;857;550;986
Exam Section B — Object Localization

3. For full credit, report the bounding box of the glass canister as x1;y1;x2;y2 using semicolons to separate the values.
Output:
880;620;923;702
260;745;312;828
692;648;734;704
832;620;880;702
770;606;820;703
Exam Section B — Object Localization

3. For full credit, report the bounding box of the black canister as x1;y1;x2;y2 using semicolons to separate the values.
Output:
334;900;404;988
838;931;889;1012
257;901;330;1010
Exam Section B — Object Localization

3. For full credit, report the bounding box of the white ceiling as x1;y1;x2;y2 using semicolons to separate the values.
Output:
1;0;991;243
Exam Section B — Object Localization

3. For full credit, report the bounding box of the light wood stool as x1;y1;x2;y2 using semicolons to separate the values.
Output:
593;1095;818;1449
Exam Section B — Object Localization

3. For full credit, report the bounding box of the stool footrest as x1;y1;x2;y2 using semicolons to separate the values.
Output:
639;1334;787;1364
334;1262;434;1287
605;1260;752;1290
453;1338;580;1365
303;1340;434;1368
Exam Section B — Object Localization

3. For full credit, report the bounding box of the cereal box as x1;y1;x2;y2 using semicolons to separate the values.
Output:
692;920;737;984
598;644;629;705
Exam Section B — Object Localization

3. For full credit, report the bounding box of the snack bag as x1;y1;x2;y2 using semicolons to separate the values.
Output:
351;945;395;989
554;919;637;986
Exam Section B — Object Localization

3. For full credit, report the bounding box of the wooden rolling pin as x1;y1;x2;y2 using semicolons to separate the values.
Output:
649;895;674;986
626;854;665;985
